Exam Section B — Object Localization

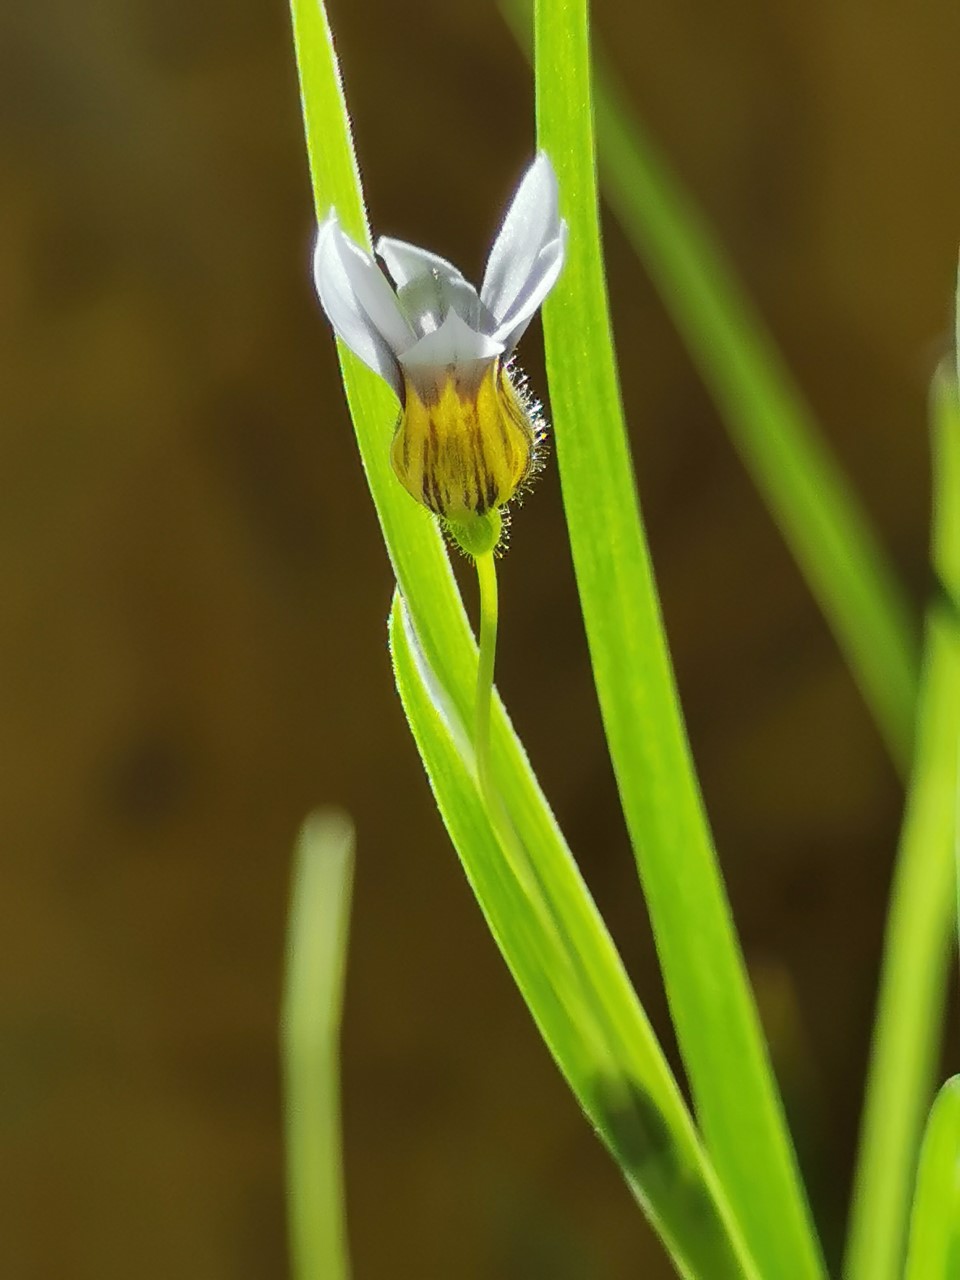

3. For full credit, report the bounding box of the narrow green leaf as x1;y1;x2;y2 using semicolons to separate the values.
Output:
843;634;957;1278
904;1077;960;1280
289;0;481;708
502;0;919;768
534;2;824;1277
390;595;759;1280
844;368;960;1280
282;810;355;1280
591;52;919;770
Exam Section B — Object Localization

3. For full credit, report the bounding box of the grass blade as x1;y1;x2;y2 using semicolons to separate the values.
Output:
590;52;920;769
503;0;920;767
844;367;960;1280
390;595;759;1280
289;0;481;706
534;1;825;1275
904;1077;960;1280
282;810;355;1280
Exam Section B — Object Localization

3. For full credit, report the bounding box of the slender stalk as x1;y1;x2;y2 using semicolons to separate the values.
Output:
282;812;355;1280
472;549;630;1088
472;549;552;913
471;550;602;1026
465;555;758;1280
473;549;500;827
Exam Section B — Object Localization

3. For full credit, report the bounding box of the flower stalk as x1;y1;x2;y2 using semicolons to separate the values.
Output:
473;549;500;808
471;547;567;937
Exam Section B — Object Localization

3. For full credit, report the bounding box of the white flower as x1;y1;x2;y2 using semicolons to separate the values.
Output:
313;153;567;528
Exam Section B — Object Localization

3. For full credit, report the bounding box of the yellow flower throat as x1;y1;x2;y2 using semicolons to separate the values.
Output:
391;361;536;522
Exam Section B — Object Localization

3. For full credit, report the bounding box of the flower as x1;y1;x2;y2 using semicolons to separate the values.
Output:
313;153;567;541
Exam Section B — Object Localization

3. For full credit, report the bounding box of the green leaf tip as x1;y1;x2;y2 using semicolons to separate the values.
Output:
904;1076;960;1280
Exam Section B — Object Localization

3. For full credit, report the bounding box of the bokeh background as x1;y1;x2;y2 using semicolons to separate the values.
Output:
3;0;959;1275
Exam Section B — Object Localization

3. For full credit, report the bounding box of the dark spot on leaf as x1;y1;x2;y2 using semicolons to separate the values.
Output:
591;1075;675;1176
590;1075;728;1246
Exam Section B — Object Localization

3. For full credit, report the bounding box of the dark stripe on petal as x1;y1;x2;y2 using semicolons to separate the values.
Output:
472;424;488;513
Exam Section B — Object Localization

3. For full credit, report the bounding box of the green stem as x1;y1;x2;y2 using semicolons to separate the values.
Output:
474;549;499;813
473;549;548;915
472;554;636;1093
470;551;757;1280
472;551;601;1006
472;551;600;991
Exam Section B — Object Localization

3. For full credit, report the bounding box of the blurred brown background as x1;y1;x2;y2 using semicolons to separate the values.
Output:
2;0;959;1275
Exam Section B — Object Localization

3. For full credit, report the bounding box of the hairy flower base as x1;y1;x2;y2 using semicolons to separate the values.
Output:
445;507;504;559
391;362;541;525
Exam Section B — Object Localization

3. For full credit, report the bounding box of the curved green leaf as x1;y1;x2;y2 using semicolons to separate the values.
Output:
533;1;825;1276
904;1076;960;1280
845;369;960;1280
390;594;759;1279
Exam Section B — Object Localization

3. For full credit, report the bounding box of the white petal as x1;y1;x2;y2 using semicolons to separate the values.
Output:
312;214;413;399
333;226;416;357
376;236;467;292
401;274;492;340
481;152;562;329
492;222;568;353
399;309;503;372
376;235;496;339
399;311;504;401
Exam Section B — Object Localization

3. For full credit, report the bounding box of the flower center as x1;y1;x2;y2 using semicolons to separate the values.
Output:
391;362;535;522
